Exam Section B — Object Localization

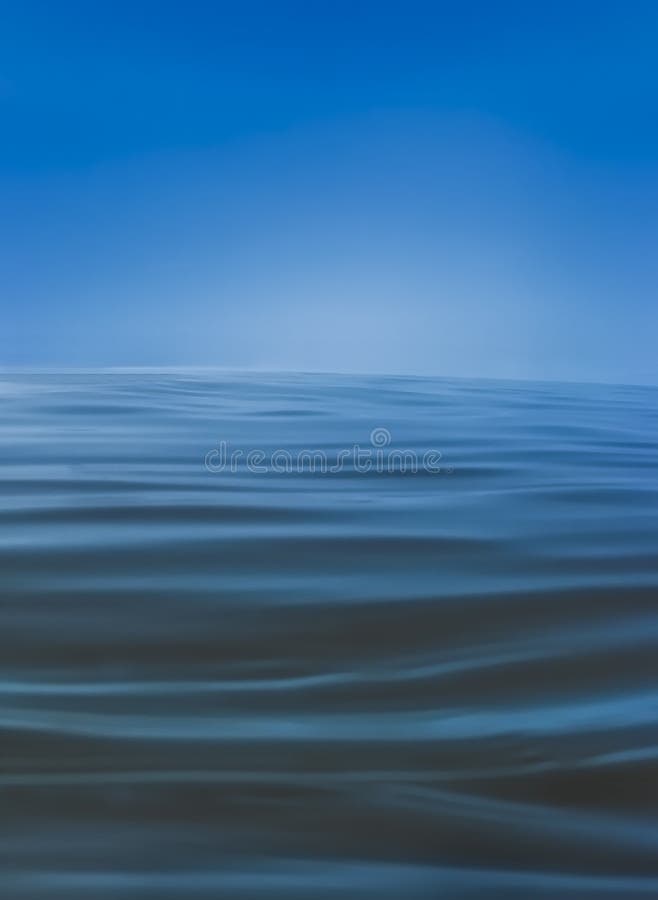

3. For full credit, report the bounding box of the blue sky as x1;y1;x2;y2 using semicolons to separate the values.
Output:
2;1;657;382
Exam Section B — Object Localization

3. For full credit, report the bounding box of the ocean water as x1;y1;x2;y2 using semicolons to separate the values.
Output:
2;371;658;898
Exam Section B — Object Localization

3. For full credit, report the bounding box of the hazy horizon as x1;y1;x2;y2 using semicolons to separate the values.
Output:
3;365;658;392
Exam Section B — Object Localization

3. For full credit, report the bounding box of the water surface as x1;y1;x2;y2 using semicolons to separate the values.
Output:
2;372;658;898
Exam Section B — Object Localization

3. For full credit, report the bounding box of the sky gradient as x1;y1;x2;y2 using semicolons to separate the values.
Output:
2;1;658;383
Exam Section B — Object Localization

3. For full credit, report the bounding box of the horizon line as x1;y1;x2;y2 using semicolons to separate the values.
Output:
1;366;656;392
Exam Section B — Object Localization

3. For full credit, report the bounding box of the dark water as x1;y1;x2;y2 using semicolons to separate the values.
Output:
2;371;658;898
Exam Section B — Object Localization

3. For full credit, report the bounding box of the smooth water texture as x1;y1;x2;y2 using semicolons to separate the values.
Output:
1;372;658;898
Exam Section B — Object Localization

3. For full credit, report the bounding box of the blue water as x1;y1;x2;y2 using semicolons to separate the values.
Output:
2;371;658;898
